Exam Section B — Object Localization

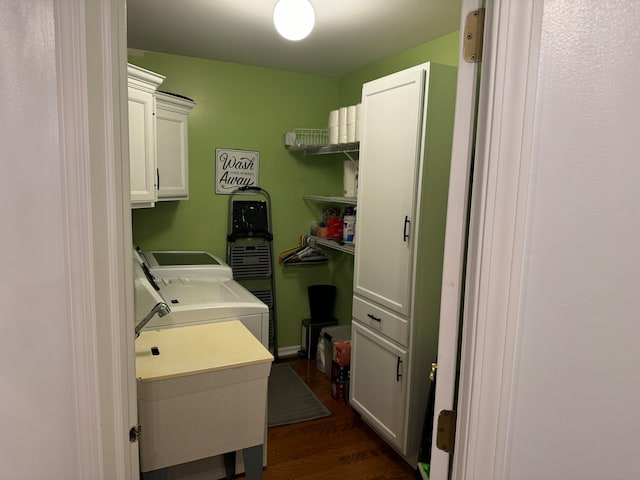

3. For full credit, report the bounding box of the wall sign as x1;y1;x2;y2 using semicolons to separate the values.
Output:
215;148;259;194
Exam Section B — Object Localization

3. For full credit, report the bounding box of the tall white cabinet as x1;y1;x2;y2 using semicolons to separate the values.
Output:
350;63;457;463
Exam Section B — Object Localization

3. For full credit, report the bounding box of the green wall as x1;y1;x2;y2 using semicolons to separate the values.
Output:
129;31;459;351
338;31;460;105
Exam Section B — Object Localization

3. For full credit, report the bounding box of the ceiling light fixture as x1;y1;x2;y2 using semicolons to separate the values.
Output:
273;0;315;41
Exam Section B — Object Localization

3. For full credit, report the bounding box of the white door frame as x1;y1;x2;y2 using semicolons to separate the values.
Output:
452;2;544;479
55;0;136;478
429;0;484;476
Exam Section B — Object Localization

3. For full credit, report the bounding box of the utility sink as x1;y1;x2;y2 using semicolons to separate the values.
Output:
135;320;273;473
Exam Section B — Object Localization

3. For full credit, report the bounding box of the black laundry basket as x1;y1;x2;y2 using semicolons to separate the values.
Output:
226;186;279;361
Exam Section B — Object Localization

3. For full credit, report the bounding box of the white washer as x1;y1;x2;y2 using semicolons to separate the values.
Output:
133;248;269;348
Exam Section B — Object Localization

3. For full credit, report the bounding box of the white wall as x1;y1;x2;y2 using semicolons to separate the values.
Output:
0;2;81;478
506;2;640;479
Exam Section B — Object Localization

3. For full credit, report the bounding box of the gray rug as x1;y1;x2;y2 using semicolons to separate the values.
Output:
268;362;331;427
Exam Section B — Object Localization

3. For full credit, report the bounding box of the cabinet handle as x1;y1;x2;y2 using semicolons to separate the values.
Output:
403;216;410;242
367;313;381;322
156;168;160;189
396;357;403;382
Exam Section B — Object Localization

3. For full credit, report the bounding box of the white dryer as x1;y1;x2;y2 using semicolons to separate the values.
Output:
133;248;269;348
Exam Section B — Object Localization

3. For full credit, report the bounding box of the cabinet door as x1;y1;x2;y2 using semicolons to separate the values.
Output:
155;96;193;200
350;320;408;452
353;68;426;316
128;87;157;205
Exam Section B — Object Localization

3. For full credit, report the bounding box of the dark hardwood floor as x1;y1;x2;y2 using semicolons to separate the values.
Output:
238;357;417;480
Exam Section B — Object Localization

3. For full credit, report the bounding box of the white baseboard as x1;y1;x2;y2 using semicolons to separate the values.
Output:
277;345;303;359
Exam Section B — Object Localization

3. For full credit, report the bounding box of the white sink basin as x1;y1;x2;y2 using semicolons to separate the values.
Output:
136;320;273;472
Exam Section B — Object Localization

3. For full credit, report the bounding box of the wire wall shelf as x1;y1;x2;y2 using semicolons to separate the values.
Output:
284;129;359;158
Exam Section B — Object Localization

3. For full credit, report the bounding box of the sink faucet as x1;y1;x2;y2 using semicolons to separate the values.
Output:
135;302;171;338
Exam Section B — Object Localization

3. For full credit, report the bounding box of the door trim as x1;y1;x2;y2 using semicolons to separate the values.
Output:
54;1;102;476
55;0;135;478
429;0;484;476
453;2;544;479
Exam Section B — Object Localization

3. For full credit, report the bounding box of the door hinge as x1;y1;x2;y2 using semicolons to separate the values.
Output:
129;424;141;443
463;8;485;63
436;410;456;454
429;362;437;382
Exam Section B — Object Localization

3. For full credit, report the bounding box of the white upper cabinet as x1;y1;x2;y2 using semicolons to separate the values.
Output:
155;91;195;201
127;64;164;208
353;68;425;316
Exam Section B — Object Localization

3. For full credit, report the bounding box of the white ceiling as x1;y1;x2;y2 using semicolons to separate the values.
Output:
126;0;463;76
